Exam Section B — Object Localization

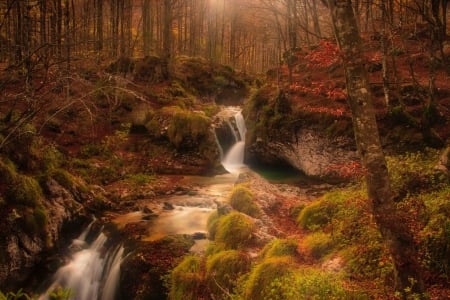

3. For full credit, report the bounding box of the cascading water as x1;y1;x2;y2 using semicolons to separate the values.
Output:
221;110;247;174
39;223;123;300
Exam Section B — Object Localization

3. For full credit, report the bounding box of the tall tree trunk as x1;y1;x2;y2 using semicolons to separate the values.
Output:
161;0;172;79
96;0;103;51
326;0;424;296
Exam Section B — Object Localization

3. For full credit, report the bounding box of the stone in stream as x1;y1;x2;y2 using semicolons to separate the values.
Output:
163;202;175;210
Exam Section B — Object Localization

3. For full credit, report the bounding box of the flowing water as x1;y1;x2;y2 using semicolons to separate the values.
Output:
38;223;124;300
37;107;247;300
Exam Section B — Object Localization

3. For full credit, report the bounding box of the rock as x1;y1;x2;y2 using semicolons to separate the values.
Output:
247;128;358;179
0;178;87;290
435;146;450;174
163;202;175;210
192;232;207;240
142;207;154;214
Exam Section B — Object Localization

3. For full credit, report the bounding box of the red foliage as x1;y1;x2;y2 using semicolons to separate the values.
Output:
303;106;346;117
327;161;366;178
290;82;347;101
306;40;342;68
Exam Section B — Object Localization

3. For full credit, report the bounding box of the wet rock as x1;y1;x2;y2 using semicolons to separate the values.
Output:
142;207;154;214
120;235;194;300
163;202;175;210
192;232;207;240
142;214;158;221
0;178;87;290
246;128;358;179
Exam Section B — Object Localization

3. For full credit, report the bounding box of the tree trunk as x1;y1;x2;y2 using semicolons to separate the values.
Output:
326;0;424;296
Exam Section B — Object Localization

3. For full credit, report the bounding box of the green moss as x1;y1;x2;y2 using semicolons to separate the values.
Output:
41;144;63;172
260;239;298;259
386;149;448;197
215;212;254;250
228;185;261;218
205;250;250;298
168;255;203;300
302;232;334;259
127;173;155;185
286;268;357;299
52;169;75;190
207;211;220;240
417;187;450;277
243;256;296;299
167;110;211;149
6;175;42;207
0;158;17;184
296;199;334;231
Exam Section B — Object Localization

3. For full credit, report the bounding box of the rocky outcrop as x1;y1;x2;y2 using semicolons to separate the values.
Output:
0;179;88;290
246;128;358;179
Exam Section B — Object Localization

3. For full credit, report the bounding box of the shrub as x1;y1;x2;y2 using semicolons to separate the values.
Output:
168;255;203;300
260;238;298;259
205;250;250;298
228;185;261;218
6;175;42;207
215;212;254;250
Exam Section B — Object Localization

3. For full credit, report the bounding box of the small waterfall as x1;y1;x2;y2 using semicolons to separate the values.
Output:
39;225;123;300
221;110;247;174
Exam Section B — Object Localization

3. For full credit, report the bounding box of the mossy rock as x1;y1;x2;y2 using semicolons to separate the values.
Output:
6;174;42;207
207;211;220;240
167;110;211;149
0;158;17;184
215;212;254;250
301;232;334;259
19;205;48;235
121;235;195;300
205;250;250;298
260;238;298;259
168;255;203;300
228;184;261;218
243;256;296;299
52;169;76;190
297;199;335;231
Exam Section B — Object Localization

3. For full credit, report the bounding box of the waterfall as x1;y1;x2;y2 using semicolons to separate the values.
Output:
221;110;247;174
39;225;123;300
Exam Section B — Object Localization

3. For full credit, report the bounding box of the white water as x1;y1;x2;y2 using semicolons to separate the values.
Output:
221;110;247;174
39;224;123;300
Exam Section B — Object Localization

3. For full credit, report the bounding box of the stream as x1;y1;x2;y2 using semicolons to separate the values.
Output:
37;107;247;300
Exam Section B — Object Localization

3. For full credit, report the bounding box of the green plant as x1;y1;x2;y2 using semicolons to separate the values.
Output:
228;185;261;218
243;256;295;299
296;199;334;231
260;239;298;259
0;158;17;184
207;211;220;240
168;255;203;300
6;175;42;207
215;212;254;250
127;173;155;185
386;149;448;197
52;169;75;190
302;232;334;259
418;187;450;277
206;250;250;298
